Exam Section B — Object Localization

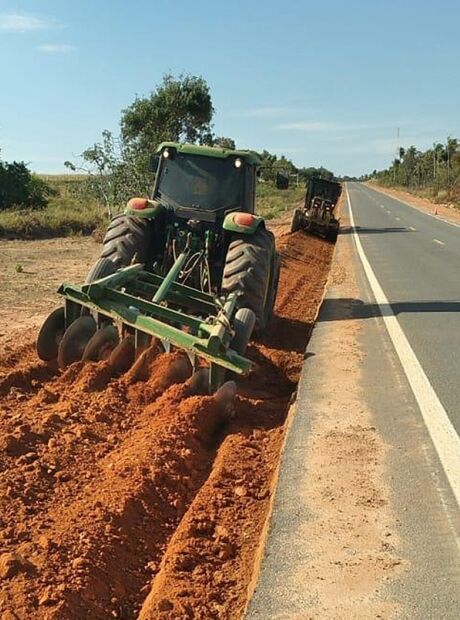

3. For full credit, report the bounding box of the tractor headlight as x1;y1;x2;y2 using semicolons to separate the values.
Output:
162;147;177;160
234;157;243;169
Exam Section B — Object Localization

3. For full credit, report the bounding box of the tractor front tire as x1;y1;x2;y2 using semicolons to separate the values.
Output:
222;227;276;334
290;208;304;233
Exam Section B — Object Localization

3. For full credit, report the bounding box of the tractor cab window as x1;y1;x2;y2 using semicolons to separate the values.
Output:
156;153;244;211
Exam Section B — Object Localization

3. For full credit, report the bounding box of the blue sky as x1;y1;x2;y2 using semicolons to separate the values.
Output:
0;0;459;176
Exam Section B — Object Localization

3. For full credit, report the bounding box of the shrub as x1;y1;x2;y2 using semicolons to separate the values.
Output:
0;159;54;210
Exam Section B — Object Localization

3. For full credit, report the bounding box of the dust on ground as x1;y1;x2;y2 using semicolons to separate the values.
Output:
0;237;99;347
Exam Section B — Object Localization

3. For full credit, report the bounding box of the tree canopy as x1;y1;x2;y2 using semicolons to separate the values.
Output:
121;74;214;155
70;73;337;210
367;137;460;203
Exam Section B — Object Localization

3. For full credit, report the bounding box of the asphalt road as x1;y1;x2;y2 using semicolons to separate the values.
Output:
347;183;460;436
247;189;460;618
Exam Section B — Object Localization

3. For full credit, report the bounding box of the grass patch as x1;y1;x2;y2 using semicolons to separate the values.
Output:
0;195;107;239
256;182;304;219
0;175;107;239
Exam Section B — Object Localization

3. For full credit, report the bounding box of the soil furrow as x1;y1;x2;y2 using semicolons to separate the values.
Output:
0;221;334;620
135;231;334;619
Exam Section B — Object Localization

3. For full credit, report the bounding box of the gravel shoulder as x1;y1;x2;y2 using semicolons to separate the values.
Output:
366;183;460;226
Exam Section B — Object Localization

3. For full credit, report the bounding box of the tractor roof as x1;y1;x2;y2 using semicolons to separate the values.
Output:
156;142;262;167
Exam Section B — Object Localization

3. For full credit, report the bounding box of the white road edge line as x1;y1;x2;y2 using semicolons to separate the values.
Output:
347;184;460;509
433;239;445;246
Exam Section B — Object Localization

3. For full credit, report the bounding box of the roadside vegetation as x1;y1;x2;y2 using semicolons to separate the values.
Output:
1;73;335;239
0;176;304;238
366;137;460;207
0;175;104;239
256;183;304;219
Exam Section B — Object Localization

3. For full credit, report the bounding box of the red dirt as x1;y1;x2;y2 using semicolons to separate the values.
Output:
0;222;334;619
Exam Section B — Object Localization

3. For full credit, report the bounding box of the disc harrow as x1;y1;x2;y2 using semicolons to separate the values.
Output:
37;250;253;393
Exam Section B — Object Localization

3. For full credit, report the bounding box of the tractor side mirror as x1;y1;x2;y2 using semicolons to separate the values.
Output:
149;155;160;172
275;172;289;190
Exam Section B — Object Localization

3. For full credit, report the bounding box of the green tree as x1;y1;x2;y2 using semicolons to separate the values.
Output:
121;74;214;157
373;135;460;204
65;130;151;218
69;74;235;214
212;136;236;149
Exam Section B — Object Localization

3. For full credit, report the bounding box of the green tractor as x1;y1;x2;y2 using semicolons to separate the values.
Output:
37;143;281;393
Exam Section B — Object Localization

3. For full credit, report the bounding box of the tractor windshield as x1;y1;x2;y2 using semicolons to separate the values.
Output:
156;153;244;211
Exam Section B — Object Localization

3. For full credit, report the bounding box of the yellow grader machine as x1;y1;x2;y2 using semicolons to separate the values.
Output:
291;177;342;242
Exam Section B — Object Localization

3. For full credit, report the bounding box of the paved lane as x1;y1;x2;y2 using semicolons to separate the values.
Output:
346;183;460;436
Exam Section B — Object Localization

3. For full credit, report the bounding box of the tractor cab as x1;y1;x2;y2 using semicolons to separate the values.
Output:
149;143;262;220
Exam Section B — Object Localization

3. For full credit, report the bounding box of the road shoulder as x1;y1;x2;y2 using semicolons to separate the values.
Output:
246;218;460;619
366;183;460;227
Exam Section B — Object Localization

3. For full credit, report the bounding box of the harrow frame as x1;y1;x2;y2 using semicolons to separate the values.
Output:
56;257;252;392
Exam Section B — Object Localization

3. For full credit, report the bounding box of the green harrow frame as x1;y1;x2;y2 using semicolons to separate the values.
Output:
39;247;253;393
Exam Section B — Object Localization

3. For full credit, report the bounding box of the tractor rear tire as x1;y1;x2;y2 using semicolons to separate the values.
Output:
85;214;154;283
266;253;280;319
222;227;276;334
99;213;153;265
290;208;304;233
85;257;117;283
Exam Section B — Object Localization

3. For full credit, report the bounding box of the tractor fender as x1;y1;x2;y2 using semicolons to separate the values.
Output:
124;197;165;219
223;212;264;235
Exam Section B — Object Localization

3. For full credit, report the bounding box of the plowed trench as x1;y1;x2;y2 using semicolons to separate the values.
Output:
0;227;334;619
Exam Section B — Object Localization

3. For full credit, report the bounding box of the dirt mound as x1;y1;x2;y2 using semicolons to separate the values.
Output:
0;225;334;619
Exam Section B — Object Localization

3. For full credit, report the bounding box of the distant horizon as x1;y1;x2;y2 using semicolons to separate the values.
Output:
1;0;459;177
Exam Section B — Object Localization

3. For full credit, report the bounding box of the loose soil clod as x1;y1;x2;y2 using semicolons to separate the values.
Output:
0;219;334;619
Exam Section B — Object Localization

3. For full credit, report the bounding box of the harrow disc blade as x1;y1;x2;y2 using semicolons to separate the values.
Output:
82;324;120;362
187;368;210;395
57;316;97;369
109;335;136;374
37;307;66;362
